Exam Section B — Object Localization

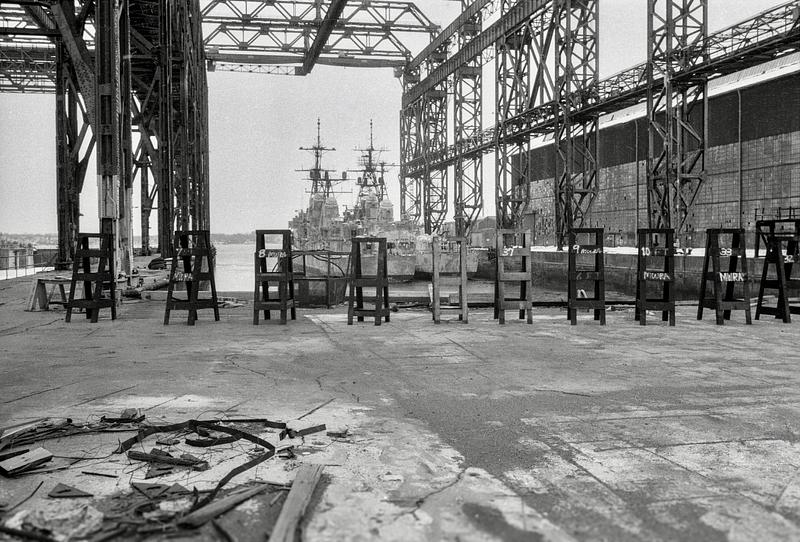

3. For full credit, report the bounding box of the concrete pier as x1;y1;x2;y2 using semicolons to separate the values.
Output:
2;270;800;540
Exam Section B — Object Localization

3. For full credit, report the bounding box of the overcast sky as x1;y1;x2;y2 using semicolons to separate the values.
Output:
0;0;781;236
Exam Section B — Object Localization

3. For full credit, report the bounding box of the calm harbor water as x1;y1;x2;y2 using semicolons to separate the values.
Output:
214;243;256;291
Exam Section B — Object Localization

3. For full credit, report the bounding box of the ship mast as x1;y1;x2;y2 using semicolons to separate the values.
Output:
298;118;337;198
353;120;394;202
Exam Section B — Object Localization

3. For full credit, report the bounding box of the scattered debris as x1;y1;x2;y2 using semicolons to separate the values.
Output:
286;420;326;438
0;524;57;542
144;463;175;479
0;413;335;539
81;471;117;479
185;435;238;447
5;504;104;541
0;419;71;451
127;450;210;471
163;483;191;497
116;419;287;510
268;464;324;542
326;425;349;438
101;408;145;424
48;483;93;499
178;483;272;528
131;482;170;500
0;447;53;476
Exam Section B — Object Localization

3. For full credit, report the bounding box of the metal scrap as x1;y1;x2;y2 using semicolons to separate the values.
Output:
48;483;93;499
114;419;288;512
127;450;210;471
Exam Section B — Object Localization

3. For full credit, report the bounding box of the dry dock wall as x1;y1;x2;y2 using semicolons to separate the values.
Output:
530;251;768;301
525;71;800;249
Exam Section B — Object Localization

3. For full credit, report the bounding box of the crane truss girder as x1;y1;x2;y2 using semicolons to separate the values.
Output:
202;0;437;71
554;0;599;248
55;42;95;265
0;46;56;92
401;0;800;179
421;43;448;235
399;78;422;223
453;0;483;237
646;0;708;239
495;0;535;230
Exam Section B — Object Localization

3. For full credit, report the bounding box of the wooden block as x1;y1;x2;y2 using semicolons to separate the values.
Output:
0;447;53;476
268;464;324;542
178;483;271;527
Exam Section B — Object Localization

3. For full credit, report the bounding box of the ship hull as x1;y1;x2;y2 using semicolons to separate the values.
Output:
293;252;416;283
413;249;483;280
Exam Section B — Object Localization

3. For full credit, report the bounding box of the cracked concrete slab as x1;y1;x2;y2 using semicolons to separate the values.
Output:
2;273;800;540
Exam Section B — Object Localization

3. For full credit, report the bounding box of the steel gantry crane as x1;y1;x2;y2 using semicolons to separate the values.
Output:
2;0;799;269
0;0;438;270
399;0;800;245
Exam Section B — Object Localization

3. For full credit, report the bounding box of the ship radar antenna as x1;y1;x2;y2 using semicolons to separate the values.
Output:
297;118;342;198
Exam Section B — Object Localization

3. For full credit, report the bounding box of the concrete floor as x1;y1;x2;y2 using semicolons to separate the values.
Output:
2;272;800;541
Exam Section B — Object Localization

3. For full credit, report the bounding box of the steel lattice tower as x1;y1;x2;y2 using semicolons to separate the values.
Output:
554;0;599;249
646;0;708;244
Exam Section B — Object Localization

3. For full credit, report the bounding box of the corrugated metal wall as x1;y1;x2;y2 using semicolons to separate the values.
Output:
525;73;800;247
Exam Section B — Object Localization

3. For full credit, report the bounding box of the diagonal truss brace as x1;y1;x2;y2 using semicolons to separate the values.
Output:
647;0;708;241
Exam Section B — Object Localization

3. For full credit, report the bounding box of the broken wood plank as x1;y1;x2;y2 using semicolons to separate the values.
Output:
0;447;53;476
268;464;324;542
286;420;326;438
0;418;70;450
178;483;271;528
127;450;209;471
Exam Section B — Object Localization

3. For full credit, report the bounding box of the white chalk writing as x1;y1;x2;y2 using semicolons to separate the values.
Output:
718;272;745;282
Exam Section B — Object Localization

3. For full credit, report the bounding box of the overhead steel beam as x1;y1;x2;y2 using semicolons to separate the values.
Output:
407;0;490;71
202;0;437;71
0;45;56;92
403;0;800;178
300;0;349;74
403;0;549;108
207;51;406;68
49;0;97;127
